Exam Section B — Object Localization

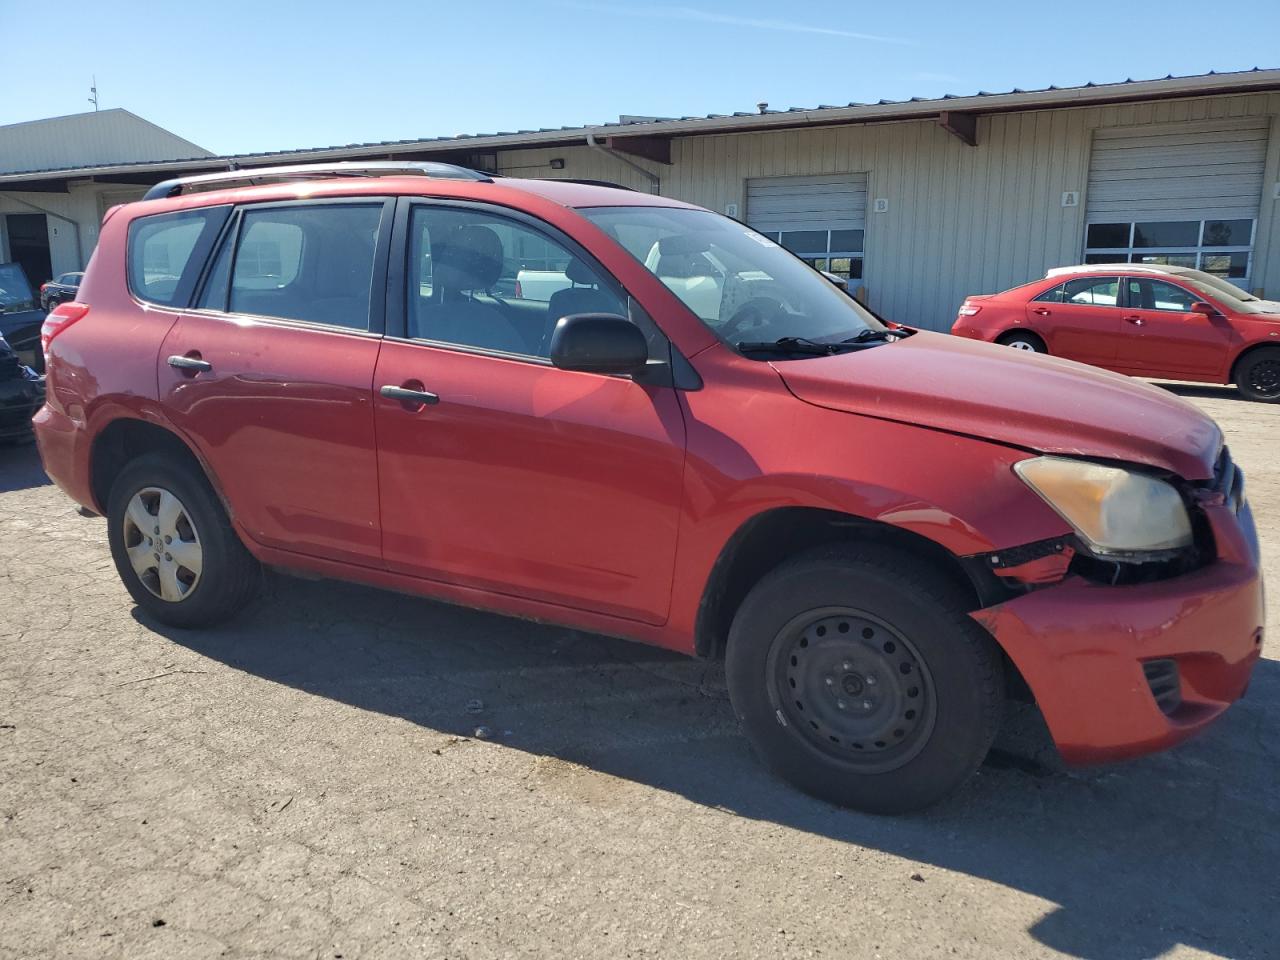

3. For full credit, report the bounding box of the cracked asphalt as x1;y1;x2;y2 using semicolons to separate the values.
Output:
1;383;1276;960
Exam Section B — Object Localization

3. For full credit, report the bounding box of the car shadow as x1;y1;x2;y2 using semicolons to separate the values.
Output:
0;440;50;492
141;572;1279;960
1153;381;1251;403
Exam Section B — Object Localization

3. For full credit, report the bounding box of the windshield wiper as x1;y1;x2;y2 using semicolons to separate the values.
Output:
736;336;858;356
841;327;910;344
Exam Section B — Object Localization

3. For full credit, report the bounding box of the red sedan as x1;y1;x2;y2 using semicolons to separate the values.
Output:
952;263;1280;401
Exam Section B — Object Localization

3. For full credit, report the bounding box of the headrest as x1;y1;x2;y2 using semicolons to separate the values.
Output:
564;258;597;285
434;225;504;292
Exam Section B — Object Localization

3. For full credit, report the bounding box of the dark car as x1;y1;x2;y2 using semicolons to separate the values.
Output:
40;272;83;312
0;332;44;443
0;261;47;372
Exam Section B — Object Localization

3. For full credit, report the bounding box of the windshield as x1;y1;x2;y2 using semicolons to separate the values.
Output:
579;206;885;348
1179;269;1277;313
0;263;36;311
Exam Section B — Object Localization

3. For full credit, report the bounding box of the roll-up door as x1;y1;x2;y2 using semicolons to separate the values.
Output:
747;173;867;282
1083;118;1267;288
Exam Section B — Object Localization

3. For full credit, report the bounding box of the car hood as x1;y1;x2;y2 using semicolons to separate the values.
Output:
774;331;1223;480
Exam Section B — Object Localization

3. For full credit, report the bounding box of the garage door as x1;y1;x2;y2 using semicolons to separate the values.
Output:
746;173;867;281
1083;117;1268;287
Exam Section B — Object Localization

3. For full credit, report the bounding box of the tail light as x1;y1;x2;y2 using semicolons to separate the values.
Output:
957;302;982;317
39;283;48;293
41;302;90;354
513;279;523;298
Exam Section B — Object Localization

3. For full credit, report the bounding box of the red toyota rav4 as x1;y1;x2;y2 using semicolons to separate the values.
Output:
35;164;1265;812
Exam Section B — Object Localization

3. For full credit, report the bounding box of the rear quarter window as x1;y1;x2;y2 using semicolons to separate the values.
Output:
127;207;229;307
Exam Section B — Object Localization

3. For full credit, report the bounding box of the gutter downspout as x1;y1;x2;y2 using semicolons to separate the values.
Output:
0;194;85;270
585;130;661;195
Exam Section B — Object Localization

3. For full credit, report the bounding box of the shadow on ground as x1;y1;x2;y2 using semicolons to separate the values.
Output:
0;440;49;493
1156;381;1251;403
140;567;1278;960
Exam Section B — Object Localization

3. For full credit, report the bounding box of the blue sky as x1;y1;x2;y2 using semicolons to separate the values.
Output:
3;0;1279;156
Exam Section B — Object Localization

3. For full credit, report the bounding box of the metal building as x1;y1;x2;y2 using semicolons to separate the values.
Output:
0;109;210;287
2;69;1278;330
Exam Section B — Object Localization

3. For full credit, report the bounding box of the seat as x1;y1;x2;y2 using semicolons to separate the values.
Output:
418;225;527;354
543;259;623;352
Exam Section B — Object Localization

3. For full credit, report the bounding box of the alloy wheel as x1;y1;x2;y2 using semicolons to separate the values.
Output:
121;486;203;602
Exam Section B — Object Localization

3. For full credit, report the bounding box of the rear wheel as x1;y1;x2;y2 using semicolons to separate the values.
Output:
1235;347;1280;403
725;545;1003;814
107;453;260;627
998;332;1046;353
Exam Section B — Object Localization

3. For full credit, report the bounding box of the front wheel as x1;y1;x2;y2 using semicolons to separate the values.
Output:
107;453;260;627
1235;347;1280;403
726;545;1003;814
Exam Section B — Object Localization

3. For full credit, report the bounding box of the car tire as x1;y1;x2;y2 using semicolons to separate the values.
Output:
999;332;1046;353
107;453;260;628
725;544;1003;814
1235;347;1280;403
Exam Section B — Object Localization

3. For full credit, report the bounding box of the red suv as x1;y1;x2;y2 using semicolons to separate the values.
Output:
35;164;1265;812
953;264;1280;401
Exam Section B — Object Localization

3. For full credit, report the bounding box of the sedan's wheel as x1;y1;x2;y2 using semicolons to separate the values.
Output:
1236;348;1280;403
121;487;203;602
108;453;260;627
1002;334;1045;353
726;545;1003;814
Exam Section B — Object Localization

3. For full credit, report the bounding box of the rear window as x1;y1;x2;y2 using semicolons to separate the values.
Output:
128;208;229;306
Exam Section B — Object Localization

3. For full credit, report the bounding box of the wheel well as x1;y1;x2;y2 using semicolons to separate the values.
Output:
1230;342;1280;382
90;419;209;513
694;508;986;660
996;329;1046;350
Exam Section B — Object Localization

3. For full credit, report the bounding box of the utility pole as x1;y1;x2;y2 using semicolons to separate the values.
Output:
88;76;99;111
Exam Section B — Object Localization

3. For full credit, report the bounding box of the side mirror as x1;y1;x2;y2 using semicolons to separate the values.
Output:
549;313;649;376
1190;301;1218;317
820;270;850;294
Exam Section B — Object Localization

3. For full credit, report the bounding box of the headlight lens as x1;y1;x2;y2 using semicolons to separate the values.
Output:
1014;456;1193;555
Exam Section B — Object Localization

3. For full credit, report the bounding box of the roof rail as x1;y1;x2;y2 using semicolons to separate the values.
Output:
142;161;492;201
555;178;635;191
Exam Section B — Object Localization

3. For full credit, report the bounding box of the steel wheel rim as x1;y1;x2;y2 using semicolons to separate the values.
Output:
1248;358;1280;398
121;486;203;602
767;607;937;773
1008;339;1036;351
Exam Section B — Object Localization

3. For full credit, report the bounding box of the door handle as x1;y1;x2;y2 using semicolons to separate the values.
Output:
1032;307;1051;316
167;354;212;372
380;384;440;406
1124;315;1144;326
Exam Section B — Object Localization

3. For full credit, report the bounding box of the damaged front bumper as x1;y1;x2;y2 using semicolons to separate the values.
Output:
974;500;1265;765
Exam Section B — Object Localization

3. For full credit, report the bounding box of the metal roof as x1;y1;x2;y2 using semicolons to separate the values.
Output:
3;66;1279;188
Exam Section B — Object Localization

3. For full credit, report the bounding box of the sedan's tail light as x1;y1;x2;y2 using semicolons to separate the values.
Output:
39;283;48;293
513;279;524;298
957;303;982;317
41;302;90;354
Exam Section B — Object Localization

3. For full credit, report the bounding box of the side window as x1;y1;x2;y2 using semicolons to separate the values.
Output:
1144;279;1198;313
1033;283;1065;304
1061;277;1119;307
406;205;625;358
128;208;227;306
218;203;384;330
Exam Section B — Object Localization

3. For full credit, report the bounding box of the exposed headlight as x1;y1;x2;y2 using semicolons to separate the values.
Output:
1014;456;1193;556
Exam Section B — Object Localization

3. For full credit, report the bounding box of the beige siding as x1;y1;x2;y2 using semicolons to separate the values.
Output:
498;93;1280;330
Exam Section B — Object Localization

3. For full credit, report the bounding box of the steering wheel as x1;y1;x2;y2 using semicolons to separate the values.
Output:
724;297;786;340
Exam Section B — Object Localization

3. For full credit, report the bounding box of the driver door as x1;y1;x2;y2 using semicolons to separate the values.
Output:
373;201;688;625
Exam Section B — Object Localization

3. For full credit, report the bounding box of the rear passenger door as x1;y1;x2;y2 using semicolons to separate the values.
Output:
1026;276;1124;366
158;199;393;566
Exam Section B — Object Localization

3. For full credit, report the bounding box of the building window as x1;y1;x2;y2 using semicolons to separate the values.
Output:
759;228;864;281
1083;219;1254;288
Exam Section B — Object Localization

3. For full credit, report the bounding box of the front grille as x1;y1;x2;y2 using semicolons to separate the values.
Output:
1210;447;1245;515
1142;659;1183;716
